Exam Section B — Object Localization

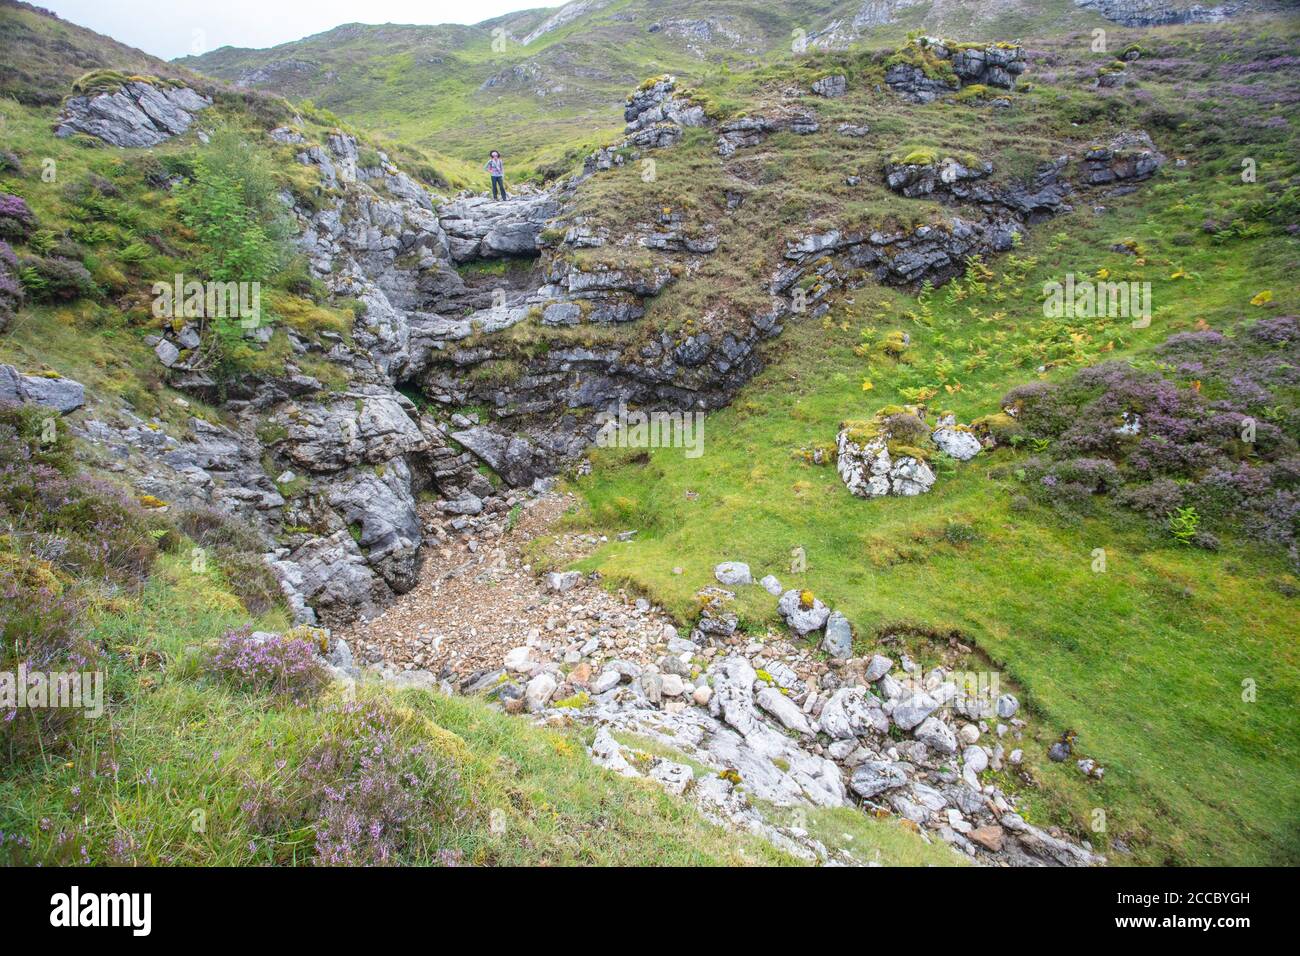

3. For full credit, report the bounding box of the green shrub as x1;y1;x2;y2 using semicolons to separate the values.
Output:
18;255;98;302
1168;506;1201;545
175;131;293;284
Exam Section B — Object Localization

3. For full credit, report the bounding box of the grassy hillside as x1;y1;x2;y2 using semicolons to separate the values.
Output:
548;19;1300;865
176;0;1109;181
0;7;961;866
1;0;1297;868
0;0;200;105
0;415;954;866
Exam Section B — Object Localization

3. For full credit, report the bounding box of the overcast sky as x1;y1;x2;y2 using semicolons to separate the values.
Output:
41;0;549;60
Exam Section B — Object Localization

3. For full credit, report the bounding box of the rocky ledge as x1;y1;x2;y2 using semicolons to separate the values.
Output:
886;39;1027;104
1074;0;1243;27
0;364;85;414
55;79;211;148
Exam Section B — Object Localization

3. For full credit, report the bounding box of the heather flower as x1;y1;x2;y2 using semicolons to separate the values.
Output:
1003;324;1300;563
1248;315;1298;345
206;627;330;702
0;193;35;240
238;700;470;866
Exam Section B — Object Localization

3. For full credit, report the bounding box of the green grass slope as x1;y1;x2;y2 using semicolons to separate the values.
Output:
0;7;958;866
0;0;200;105
559;19;1300;865
175;0;1110;181
2;0;1297;868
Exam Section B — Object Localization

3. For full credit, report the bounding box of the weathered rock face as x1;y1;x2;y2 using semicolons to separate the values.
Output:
811;74;848;97
437;194;560;262
74;410;285;534
624;75;709;132
450;425;561;488
885;155;993;200
267;529;385;624
778;215;1024;296
951;43;1027;89
1081;130;1167;187
1074;0;1242;27
269;392;427;474
583;75;712;176
109;129;496;624
0;364;84;413
886;39;1026;103
716;111;819;156
999;157;1074;222
55;81;211;148
774;125;1164;324
884;64;958;104
322;457;422;593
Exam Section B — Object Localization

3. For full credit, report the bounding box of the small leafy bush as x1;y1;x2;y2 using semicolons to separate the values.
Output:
175;131;292;284
1167;505;1201;545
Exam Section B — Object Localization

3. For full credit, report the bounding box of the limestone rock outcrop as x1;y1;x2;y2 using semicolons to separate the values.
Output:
55;80;211;148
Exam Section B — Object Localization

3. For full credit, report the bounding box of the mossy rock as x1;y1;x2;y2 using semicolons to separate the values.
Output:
887;442;933;462
70;70;180;96
840;418;883;445
971;412;1021;443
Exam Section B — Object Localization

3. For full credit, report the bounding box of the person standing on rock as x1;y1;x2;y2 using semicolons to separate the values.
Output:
486;151;508;201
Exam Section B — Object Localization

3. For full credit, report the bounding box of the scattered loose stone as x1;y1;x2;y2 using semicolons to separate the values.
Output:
714;561;753;586
964;745;990;774
891;692;940;731
864;654;893;683
968;825;1005;852
822;611;853;659
915;716;959;754
546;570;582;593
850;761;907;799
525;672;557;712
